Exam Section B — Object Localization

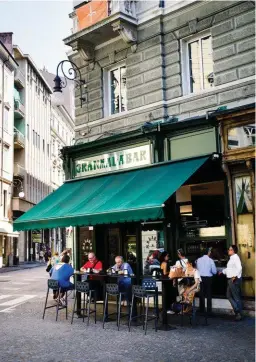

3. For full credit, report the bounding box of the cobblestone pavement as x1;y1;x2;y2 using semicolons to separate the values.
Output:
0;267;254;362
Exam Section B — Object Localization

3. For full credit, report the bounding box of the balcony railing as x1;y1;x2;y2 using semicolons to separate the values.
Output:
13;163;26;179
69;0;137;35
14;100;25;119
14;127;25;149
110;0;136;18
14;69;25;89
66;0;137;56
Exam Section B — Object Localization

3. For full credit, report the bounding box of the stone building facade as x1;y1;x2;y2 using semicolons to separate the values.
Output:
64;0;255;144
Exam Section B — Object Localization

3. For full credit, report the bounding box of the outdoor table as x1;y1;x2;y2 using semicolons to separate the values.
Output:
73;271;137;318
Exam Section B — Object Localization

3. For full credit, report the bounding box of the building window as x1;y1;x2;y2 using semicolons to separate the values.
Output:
104;64;127;116
27;124;29;140
3;190;7;218
33;130;35;145
228;124;255;150
38;134;40;149
43;139;45;152
182;33;213;94
47;143;49;156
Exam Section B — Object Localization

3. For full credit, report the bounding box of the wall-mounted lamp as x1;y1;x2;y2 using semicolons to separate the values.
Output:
53;60;86;107
13;179;25;198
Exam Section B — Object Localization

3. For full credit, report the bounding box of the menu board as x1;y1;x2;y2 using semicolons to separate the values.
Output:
186;243;201;255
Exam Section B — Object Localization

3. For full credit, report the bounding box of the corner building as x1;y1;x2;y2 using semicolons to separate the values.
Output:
14;1;255;301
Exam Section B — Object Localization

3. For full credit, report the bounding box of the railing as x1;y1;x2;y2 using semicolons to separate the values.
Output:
13;163;26;178
14;68;25;88
110;0;136;17
14;127;25;147
71;0;137;33
14;100;25;117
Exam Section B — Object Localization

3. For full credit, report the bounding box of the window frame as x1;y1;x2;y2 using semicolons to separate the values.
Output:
181;31;213;95
103;62;127;117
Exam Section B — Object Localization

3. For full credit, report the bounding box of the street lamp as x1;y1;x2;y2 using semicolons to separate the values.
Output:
13;179;25;198
53;60;86;107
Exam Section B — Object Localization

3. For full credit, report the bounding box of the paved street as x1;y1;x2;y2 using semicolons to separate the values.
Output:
0;267;254;362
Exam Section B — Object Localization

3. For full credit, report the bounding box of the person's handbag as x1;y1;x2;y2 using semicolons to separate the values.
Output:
46;262;52;273
168;267;185;279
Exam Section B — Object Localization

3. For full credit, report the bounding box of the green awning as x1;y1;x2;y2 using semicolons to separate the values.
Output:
14;156;208;231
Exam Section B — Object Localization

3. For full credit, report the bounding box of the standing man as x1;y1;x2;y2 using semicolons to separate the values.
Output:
221;245;243;321
196;247;217;315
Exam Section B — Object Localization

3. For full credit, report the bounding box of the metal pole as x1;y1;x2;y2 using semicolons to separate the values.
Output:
1;59;9;206
73;226;76;270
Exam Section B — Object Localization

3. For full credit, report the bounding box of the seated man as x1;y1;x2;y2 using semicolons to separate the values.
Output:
81;252;103;301
112;256;133;306
50;254;74;306
80;252;103;273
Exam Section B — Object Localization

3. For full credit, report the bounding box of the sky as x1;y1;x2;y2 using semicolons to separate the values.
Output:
0;0;73;73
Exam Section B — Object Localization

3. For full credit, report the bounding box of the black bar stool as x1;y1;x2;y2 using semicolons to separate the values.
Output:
180;291;207;327
42;279;68;321
129;280;158;335
102;283;128;330
71;281;96;325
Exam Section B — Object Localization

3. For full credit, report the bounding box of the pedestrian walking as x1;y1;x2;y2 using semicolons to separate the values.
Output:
39;250;44;263
220;245;243;321
196;247;217;315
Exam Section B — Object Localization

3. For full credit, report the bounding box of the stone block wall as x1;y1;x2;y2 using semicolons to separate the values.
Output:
71;1;255;141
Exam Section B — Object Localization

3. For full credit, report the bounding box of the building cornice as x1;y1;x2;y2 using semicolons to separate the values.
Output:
0;41;18;71
13;45;53;94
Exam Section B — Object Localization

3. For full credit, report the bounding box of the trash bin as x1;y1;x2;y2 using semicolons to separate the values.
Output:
8;255;14;267
13;256;19;266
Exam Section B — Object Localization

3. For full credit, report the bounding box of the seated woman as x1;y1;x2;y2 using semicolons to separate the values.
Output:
50;254;74;306
143;250;160;275
159;251;169;276
179;260;201;313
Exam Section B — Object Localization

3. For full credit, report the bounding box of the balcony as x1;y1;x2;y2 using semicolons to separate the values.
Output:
13;163;26;179
65;0;137;60
14;127;25;149
14;68;25;89
14;99;25;119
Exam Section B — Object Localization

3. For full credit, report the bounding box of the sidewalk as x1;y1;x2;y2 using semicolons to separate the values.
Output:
0;262;45;273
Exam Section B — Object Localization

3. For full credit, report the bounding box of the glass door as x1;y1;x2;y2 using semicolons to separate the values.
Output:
106;228;120;268
122;225;137;275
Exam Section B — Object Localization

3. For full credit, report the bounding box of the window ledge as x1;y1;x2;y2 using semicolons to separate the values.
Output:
75;75;255;131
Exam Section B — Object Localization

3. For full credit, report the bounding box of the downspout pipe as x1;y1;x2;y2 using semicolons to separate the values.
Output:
1;57;9;206
218;122;236;244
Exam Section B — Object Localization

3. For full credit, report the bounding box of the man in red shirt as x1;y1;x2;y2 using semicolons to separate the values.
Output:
81;252;103;272
80;252;103;302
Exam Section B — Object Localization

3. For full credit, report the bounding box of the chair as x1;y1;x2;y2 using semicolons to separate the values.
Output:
180;291;207;327
71;281;97;325
42;279;68;322
102;283;129;330
129;279;158;335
